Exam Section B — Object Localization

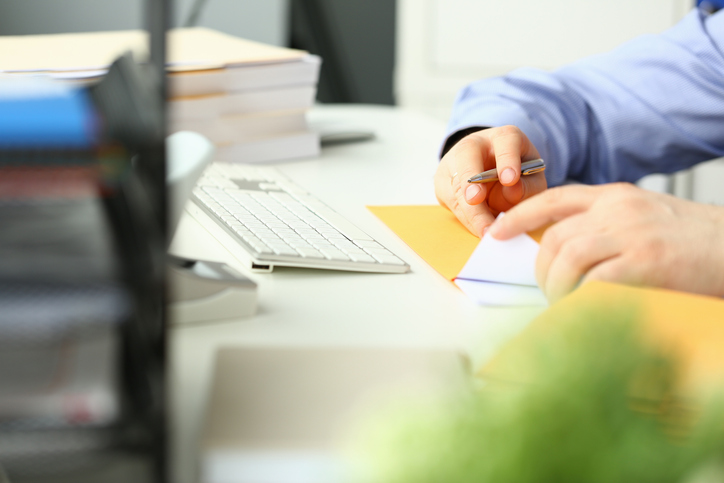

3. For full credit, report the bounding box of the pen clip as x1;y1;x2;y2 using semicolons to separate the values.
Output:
522;165;545;176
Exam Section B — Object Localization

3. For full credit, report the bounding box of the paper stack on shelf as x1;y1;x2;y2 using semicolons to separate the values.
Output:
0;28;322;163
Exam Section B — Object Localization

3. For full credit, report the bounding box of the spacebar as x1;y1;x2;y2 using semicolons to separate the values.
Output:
312;206;373;241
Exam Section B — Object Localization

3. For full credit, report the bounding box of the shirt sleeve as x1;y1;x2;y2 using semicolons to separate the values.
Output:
444;8;724;187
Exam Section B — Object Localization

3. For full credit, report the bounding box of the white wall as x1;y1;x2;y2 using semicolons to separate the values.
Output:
396;0;693;121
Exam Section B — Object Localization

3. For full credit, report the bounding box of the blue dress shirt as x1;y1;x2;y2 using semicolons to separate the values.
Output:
445;8;724;187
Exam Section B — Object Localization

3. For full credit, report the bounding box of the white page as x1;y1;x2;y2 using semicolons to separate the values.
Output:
455;214;546;306
455;279;546;306
456;228;540;286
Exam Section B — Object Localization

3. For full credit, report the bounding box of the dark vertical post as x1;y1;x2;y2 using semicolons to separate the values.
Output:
145;1;169;482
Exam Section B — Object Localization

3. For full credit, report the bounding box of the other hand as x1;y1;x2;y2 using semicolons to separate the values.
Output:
434;126;547;237
489;183;724;302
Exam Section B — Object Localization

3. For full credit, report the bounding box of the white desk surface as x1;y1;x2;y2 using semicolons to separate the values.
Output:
168;104;544;483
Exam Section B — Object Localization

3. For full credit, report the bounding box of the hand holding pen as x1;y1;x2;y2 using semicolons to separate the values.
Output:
433;126;549;237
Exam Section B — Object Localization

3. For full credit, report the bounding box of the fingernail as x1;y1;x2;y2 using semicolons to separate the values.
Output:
500;168;515;185
482;226;490;236
487;221;501;238
465;184;482;201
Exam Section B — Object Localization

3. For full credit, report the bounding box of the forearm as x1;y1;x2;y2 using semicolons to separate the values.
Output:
444;9;724;186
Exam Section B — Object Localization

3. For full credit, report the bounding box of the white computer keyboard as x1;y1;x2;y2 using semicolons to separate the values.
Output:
187;162;410;273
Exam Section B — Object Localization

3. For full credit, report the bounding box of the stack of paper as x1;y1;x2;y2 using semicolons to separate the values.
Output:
0;28;321;163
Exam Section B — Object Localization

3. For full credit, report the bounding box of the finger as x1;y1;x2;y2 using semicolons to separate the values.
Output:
543;234;622;303
490;126;540;187
433;161;496;237
488;184;599;240
450;136;494;203
464;182;489;206
486;171;549;214
435;135;490;203
435;144;483;208
486;182;515;214
535;211;605;291
580;254;643;289
453;171;496;235
501;171;547;206
439;136;499;235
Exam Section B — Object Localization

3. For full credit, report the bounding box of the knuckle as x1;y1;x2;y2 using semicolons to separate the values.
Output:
470;211;491;229
542;186;565;205
540;225;563;249
587;260;626;284
607;182;638;199
493;125;522;138
453;135;480;154
558;238;592;268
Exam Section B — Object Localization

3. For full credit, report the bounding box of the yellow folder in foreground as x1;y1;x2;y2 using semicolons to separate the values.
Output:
481;281;724;395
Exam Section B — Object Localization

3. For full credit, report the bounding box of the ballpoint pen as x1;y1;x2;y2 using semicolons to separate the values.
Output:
468;158;546;183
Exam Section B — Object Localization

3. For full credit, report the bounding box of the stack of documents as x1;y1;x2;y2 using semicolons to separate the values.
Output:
0;28;321;163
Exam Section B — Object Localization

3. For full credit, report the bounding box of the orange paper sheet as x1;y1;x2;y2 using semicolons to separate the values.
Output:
367;205;546;281
368;205;479;280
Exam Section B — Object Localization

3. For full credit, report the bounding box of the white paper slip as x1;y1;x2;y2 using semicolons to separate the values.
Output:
455;279;547;306
454;213;546;307
456;230;540;286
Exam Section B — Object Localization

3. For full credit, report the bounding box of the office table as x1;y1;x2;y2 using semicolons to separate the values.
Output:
168;105;545;482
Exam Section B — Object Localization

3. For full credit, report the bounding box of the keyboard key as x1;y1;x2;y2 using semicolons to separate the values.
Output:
373;255;406;266
331;239;358;251
311;241;335;250
348;253;376;263
364;248;395;258
272;246;299;256
253;245;274;255
296;248;325;259
318;248;351;261
356;240;386;250
287;240;313;249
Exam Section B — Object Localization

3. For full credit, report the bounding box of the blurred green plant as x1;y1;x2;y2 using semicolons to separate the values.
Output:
352;307;724;483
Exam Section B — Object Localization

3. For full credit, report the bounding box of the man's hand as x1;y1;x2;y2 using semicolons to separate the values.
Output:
434;126;547;237
488;183;724;302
